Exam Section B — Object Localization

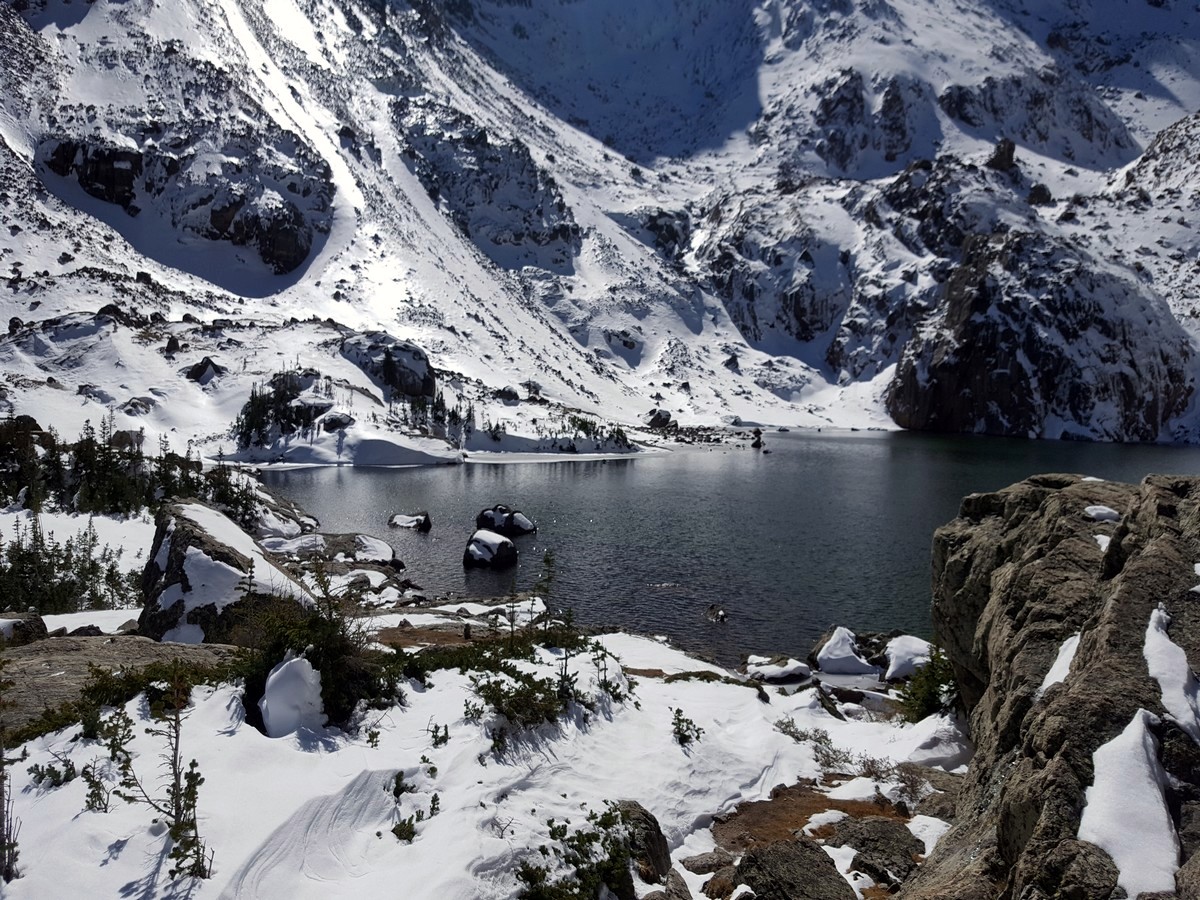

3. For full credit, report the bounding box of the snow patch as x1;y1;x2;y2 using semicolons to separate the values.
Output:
746;655;811;681
1144;605;1200;743
260;652;326;738
816;627;878;675
907;815;952;856
884;635;931;681
1084;505;1121;522
1078;709;1179;895
902;714;973;772
1037;632;1081;700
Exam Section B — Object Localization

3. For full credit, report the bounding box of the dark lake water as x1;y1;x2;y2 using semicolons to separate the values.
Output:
261;431;1200;665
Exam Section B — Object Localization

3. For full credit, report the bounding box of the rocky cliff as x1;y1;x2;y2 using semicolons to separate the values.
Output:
907;474;1200;898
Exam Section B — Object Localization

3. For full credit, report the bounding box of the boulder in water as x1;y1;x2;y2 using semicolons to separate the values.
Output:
389;511;432;532
463;529;518;569
475;504;536;537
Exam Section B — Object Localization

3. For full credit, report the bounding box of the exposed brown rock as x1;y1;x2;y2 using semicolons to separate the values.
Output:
903;474;1200;898
1;635;235;734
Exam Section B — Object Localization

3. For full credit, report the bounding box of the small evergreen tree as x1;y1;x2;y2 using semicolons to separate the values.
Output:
113;664;212;880
0;657;20;882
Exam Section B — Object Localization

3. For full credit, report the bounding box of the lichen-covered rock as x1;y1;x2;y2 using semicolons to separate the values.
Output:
1;635;236;735
615;800;671;885
902;474;1200;898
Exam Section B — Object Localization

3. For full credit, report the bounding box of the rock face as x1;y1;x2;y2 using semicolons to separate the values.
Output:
885;227;1193;441
140;500;311;643
903;474;1200;898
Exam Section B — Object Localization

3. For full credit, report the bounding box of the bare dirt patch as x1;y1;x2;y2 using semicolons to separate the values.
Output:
624;666;667;678
712;780;909;853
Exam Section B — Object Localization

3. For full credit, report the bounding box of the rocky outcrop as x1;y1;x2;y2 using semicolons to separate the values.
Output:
340;331;436;399
826;816;924;889
185;355;227;384
37;131;332;275
615;800;672;885
0;613;48;647
140;500;311;643
937;67;1137;168
1;635;236;735
885;229;1193;440
393;96;581;272
734;837;856;900
812;69;937;172
904;474;1200;898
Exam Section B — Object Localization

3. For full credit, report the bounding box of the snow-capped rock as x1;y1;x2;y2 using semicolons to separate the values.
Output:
462;528;518;569
140;500;312;642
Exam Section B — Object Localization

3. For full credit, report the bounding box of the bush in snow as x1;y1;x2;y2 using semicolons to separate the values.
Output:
0;657;20;883
232;592;406;732
897;645;958;723
670;708;704;746
515;802;635;900
107;662;213;880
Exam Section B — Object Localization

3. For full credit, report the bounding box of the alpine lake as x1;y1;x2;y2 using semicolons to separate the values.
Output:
261;430;1200;666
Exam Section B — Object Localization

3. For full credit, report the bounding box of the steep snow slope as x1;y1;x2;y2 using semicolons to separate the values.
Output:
1;0;1199;454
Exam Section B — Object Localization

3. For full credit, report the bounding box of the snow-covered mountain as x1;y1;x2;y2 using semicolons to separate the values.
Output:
2;0;1200;454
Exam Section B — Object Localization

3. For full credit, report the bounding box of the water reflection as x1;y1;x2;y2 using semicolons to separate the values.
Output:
263;431;1200;665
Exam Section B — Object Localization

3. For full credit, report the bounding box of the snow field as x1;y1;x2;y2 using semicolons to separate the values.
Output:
6;632;959;900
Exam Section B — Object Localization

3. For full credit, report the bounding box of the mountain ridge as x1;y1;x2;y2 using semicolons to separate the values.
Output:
2;0;1199;457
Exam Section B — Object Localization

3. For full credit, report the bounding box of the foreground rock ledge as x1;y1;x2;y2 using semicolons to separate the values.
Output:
905;473;1200;899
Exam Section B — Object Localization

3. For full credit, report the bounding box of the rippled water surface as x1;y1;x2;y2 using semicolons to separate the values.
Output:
262;431;1200;664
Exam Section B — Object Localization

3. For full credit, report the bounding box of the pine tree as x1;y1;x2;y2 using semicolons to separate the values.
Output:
113;665;212;880
0;657;20;882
